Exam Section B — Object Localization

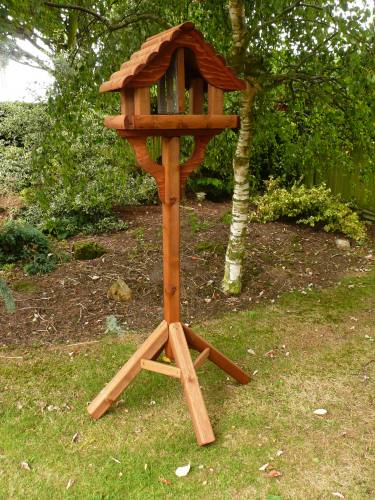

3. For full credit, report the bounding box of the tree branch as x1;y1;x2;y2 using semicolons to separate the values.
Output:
264;71;337;87
246;1;331;43
6;43;53;73
43;2;171;31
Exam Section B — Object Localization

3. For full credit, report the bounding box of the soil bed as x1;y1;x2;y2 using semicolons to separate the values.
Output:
1;201;374;346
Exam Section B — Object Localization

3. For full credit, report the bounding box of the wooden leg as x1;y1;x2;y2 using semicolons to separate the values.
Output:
87;321;168;419
183;324;250;385
169;322;215;446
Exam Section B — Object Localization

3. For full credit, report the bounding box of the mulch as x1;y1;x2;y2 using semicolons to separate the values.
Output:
0;201;374;347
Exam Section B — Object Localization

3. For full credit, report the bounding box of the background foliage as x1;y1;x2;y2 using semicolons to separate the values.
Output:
0;0;373;233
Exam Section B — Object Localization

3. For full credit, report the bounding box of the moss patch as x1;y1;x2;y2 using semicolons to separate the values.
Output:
11;281;40;293
72;241;107;260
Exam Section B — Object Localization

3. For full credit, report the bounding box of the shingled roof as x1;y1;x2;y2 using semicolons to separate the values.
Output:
100;22;245;93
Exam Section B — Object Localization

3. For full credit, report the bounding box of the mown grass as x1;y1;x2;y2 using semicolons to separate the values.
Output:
0;268;374;499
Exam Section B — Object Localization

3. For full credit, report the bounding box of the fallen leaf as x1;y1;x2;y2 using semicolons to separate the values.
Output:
267;469;282;478
20;461;31;471
264;350;276;358
332;492;345;499
313;408;328;416
276;450;284;457
175;463;191;477
258;463;270;471
66;478;75;490
161;355;171;364
72;432;79;443
247;348;256;355
158;477;171;485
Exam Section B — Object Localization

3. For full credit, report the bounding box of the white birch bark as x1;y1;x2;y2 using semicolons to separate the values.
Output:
222;0;258;294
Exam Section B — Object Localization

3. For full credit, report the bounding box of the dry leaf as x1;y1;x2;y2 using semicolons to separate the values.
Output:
267;469;282;478
313;408;328;416
175;463;191;477
158;477;171;485
276;450;284;457
247;348;255;355
72;432;79;443
20;461;31;471
66;478;75;490
258;463;269;471
265;350;276;358
332;492;345;499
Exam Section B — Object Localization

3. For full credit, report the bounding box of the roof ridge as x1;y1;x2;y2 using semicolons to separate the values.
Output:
100;23;245;93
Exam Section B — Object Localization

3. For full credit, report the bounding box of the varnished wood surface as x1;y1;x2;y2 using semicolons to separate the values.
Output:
126;137;165;200
162;137;181;325
208;85;224;114
189;78;204;114
87;321;168;419
99;22;245;92
104;114;239;131
183;324;250;384
169;322;215;445
141;359;181;378
193;347;210;370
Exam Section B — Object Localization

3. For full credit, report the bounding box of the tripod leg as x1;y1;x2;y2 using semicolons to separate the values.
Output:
183;324;250;385
169;322;215;446
88;320;168;419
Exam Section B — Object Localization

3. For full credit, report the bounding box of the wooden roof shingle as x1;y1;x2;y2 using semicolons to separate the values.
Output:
100;22;245;93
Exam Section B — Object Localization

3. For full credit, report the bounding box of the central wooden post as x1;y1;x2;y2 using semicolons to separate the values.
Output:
162;136;180;358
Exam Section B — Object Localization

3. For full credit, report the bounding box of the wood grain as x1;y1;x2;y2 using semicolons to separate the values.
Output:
141;359;181;378
208;85;224;114
87;321;168;419
169;322;215;445
189;78;204;114
183;323;250;384
194;347;210;369
126;137;165;201
104;114;239;130
99;23;245;93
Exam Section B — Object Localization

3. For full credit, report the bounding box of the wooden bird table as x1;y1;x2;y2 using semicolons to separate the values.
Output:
88;22;250;446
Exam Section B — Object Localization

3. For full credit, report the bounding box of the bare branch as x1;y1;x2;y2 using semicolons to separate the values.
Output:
6;43;53;73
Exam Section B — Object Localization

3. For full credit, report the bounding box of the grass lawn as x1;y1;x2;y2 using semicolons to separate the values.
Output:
1;267;374;499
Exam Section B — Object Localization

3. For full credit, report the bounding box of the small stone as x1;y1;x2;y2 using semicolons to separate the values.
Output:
335;238;351;251
107;278;132;301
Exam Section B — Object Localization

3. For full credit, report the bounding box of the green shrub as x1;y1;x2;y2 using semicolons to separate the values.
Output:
73;241;107;260
252;179;367;241
0;102;48;195
0;278;15;313
0;220;59;274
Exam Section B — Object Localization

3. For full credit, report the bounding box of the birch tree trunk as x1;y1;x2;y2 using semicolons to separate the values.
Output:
222;0;258;294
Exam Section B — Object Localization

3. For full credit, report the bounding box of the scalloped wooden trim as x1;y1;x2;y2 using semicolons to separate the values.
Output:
126;134;217;202
180;135;215;187
126;137;165;201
